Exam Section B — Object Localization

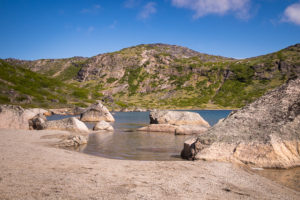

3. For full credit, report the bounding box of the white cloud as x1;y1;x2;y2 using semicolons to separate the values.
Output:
139;2;157;19
80;4;101;14
171;0;250;19
282;2;300;25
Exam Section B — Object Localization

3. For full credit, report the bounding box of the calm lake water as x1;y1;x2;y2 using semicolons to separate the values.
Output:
47;110;232;161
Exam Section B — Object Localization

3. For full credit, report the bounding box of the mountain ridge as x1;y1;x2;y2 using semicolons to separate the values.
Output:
1;43;300;110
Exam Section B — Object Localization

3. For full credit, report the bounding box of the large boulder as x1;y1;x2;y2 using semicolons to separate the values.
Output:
182;77;300;169
138;110;210;135
0;105;49;129
150;110;210;127
93;120;114;131
44;117;89;133
0;105;30;129
80;101;115;122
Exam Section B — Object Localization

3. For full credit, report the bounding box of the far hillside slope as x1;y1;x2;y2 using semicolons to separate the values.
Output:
3;43;300;109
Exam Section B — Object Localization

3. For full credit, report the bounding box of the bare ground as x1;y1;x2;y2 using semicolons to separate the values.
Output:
0;129;299;200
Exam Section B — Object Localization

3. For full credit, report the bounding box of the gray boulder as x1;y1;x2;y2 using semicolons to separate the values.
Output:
59;135;88;147
138;110;210;135
0;105;49;129
93;120;114;131
44;117;89;133
150;110;210;127
0;105;30;129
182;77;300;169
80;101;115;122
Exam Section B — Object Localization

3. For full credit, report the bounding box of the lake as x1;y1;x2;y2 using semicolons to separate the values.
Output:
48;110;232;161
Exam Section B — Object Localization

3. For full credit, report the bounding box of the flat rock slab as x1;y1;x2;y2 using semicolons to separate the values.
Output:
138;124;208;135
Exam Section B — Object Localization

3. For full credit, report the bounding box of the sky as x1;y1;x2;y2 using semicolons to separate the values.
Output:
0;0;300;60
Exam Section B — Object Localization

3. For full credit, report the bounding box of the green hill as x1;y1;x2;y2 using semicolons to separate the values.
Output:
3;43;300;110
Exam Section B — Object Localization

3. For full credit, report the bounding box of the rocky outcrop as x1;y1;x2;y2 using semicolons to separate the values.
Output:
138;110;210;135
80;101;115;122
93;121;114;131
0;105;49;129
150;110;210;126
0;105;31;129
44;117;89;133
182;77;300;169
58;135;88;147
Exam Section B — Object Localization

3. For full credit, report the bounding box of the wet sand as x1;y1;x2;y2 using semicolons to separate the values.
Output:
0;129;299;200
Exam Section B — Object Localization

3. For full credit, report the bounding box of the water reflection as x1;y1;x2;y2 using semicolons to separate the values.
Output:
253;167;300;191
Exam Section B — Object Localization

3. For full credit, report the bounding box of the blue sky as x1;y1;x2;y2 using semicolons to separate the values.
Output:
0;0;300;60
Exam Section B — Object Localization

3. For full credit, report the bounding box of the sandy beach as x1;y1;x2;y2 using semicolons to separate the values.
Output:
0;129;299;200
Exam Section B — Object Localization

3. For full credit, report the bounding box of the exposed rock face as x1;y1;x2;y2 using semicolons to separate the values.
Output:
182;77;300;169
29;114;47;130
93;121;114;131
0;105;48;129
138;124;177;133
80;101;115;122
150;110;210;126
59;135;88;147
138;110;210;135
44;117;89;133
0;105;30;129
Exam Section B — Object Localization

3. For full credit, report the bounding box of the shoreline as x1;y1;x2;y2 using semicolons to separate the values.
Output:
0;129;299;199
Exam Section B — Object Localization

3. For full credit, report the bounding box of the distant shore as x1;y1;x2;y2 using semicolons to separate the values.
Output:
0;129;299;199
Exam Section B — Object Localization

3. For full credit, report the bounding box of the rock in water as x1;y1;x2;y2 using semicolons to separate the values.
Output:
80;101;115;122
150;110;210;127
59;135;88;147
44;117;89;133
182;77;300;169
93;120;114;131
138;110;210;135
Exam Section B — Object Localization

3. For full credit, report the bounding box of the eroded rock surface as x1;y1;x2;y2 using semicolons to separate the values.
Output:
0;105;49;129
44;117;89;133
182;77;300;169
138;110;210;135
80;101;115;122
150;110;210;126
93;120;114;131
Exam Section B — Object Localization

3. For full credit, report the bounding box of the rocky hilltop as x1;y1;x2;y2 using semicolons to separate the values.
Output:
181;77;300;168
2;43;300;109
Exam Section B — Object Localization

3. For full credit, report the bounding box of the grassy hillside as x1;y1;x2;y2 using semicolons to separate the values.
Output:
0;60;95;108
3;43;300;110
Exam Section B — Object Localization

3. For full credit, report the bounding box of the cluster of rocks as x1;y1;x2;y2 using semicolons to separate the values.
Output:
0;101;115;146
138;110;210;135
181;77;300;169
